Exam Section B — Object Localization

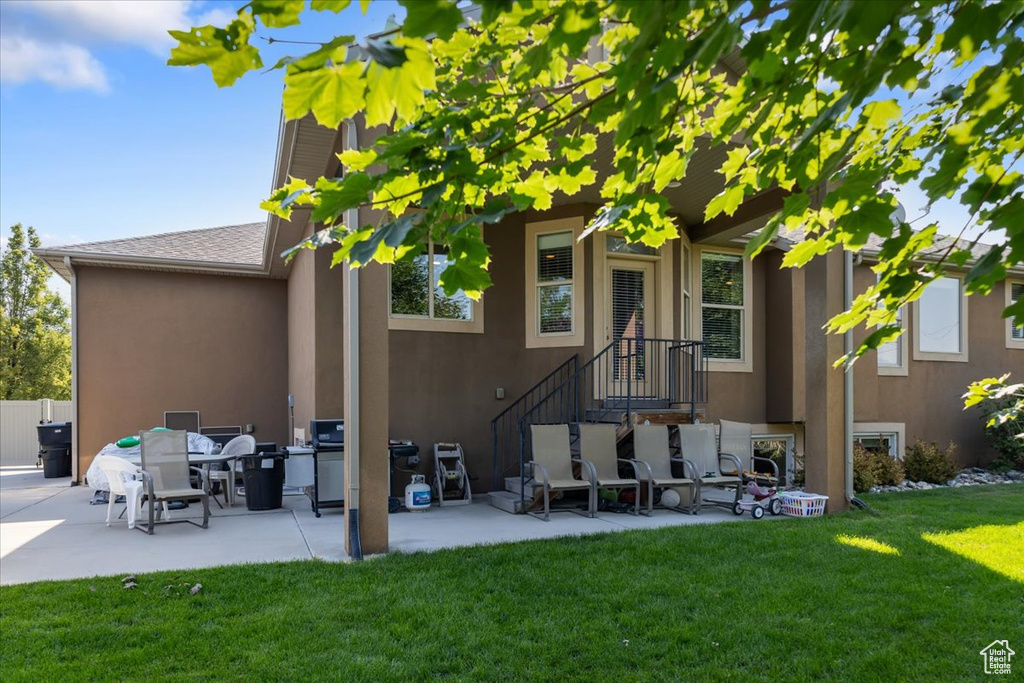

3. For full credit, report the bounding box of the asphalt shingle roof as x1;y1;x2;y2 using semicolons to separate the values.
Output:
776;228;994;262
50;222;267;266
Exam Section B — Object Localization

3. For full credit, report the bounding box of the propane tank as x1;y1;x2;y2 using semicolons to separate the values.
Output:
405;474;431;511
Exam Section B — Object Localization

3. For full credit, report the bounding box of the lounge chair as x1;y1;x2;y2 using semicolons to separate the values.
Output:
677;424;742;513
528;424;596;521
206;435;256;507
719;419;780;486
136;429;210;534
93;455;145;529
578;423;644;516
631;424;697;514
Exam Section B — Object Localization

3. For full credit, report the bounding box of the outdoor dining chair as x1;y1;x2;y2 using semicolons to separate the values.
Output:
631;424;697;514
93;455;145;530
528;424;597;521
206;435;255;507
677;423;743;513
578;423;644;516
136;429;210;535
719;419;780;486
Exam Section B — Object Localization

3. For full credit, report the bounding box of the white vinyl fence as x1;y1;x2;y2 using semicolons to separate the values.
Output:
0;400;73;466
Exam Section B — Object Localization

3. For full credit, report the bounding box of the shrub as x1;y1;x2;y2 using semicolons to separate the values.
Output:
792;450;805;487
904;439;959;484
979;396;1024;470
852;444;905;493
852;446;876;493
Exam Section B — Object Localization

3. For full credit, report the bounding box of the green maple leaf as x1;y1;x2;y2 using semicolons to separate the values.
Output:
168;14;262;87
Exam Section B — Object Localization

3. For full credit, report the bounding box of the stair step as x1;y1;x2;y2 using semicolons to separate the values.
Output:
488;490;524;514
584;409;625;424
604;398;670;410
505;476;539;496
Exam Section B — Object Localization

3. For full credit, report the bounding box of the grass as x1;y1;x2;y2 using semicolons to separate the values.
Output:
2;486;1022;681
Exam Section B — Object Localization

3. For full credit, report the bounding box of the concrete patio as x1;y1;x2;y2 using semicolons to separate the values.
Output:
1;466;763;585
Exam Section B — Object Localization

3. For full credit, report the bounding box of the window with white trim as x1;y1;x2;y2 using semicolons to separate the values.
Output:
854;433;899;457
536;232;574;334
525;217;585;348
388;241;482;333
853;422;905;458
681;241;692;339
700;251;745;361
914;275;967;361
877;275;907;375
1008;280;1023;349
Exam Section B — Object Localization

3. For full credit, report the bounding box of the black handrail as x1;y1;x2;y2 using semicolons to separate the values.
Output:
491;353;578;490
514;338;707;511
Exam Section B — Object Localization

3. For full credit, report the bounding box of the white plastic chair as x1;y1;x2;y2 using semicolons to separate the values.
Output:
207;435;255;506
93;455;145;529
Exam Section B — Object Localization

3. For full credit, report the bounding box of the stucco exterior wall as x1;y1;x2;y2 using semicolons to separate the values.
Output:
851;269;1021;465
702;255;769;424
287;220;346;443
288;238;317;440
388;206;595;492
75;266;288;478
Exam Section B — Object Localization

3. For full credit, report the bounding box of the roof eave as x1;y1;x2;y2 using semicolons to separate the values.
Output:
31;247;273;279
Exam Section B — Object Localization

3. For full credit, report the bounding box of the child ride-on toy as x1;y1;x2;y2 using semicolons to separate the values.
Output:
732;481;783;519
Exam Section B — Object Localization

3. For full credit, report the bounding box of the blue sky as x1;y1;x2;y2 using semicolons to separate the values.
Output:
0;1;993;300
0;0;402;298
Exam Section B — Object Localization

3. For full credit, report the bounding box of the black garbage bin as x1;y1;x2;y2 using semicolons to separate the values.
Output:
37;422;73;478
240;452;286;511
40;447;72;478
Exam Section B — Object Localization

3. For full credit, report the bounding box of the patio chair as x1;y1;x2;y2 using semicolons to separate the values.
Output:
677;424;743;513
578;423;643;516
206;435;255;507
93;455;145;530
631;424;697;514
528;424;596;521
136;429;209;535
719;419;780;486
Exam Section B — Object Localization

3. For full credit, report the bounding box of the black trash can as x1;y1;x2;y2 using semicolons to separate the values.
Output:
37;422;73;478
40;447;72;478
240;452;286;511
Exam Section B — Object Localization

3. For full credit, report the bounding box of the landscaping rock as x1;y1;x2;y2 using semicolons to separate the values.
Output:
869;467;1021;494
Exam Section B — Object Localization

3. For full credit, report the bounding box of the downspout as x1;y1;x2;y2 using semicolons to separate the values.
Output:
64;257;79;486
343;118;362;560
843;251;856;506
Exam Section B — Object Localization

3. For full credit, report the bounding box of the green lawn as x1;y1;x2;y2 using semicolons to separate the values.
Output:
2;486;1022;681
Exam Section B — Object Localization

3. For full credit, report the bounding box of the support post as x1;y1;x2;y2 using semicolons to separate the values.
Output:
343;262;390;556
803;248;849;512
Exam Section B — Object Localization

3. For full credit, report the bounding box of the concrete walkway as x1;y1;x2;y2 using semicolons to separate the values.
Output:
1;466;761;585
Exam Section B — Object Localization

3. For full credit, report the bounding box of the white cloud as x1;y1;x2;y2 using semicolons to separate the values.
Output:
196;6;238;28
0;35;109;92
0;1;234;92
5;0;198;55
